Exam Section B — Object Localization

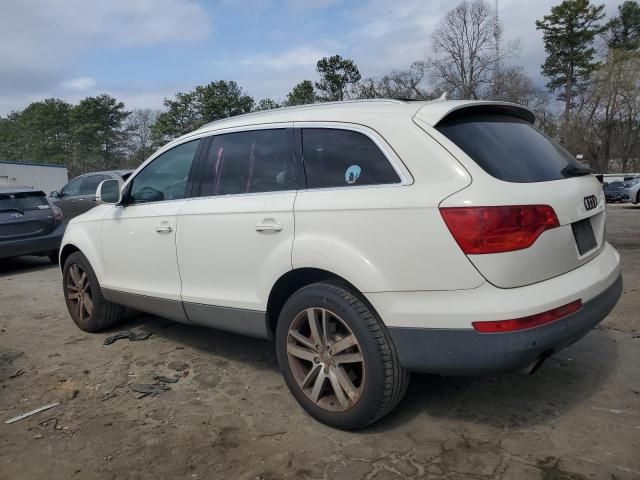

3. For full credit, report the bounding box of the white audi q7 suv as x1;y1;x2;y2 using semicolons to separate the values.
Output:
59;99;622;430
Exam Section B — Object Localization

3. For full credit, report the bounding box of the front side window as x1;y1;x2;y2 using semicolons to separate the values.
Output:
129;140;200;204
80;175;110;195
200;129;293;197
302;128;400;188
61;177;83;197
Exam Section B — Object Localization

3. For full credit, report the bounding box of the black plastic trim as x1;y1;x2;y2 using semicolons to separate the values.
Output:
387;275;623;375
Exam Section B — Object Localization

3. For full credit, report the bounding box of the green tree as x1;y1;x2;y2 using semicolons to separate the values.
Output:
254;98;281;111
0;99;73;164
607;0;640;51
284;80;318;107
70;94;129;173
315;55;361;101
535;0;606;136
285;80;317;106
153;80;254;143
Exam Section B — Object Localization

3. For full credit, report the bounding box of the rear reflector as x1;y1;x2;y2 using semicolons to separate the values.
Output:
472;300;582;333
440;205;560;254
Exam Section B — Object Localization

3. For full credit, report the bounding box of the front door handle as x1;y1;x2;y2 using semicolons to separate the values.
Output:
155;224;174;233
255;221;283;232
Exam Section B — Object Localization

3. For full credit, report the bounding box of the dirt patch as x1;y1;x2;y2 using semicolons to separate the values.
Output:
0;205;639;479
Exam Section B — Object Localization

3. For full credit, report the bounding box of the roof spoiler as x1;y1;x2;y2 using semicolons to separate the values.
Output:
414;101;535;127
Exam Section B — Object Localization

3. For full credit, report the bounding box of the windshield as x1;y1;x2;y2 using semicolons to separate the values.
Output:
436;114;589;183
0;191;48;212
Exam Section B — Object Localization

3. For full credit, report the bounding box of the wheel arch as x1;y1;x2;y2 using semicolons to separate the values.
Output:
58;224;106;283
266;267;373;338
59;243;80;273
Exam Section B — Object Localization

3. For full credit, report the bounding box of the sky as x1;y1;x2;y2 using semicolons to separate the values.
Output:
0;0;625;115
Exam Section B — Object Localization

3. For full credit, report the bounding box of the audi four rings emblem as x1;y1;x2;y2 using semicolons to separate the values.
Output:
584;195;598;211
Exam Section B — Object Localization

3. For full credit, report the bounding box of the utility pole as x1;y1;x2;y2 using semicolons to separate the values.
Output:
493;0;500;97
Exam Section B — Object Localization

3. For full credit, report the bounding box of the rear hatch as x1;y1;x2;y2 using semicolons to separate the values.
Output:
0;190;56;241
417;105;605;288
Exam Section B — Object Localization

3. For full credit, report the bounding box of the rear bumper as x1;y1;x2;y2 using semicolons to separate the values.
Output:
0;224;65;259
387;275;622;374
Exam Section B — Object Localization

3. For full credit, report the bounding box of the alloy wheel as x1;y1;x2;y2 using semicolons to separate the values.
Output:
286;307;365;412
65;264;93;323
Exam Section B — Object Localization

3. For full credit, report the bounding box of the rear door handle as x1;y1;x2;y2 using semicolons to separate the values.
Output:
255;222;283;232
155;224;174;233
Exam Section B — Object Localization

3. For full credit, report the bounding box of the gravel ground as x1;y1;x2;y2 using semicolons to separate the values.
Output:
0;204;639;480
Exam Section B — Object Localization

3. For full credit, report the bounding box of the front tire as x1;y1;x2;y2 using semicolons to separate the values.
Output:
62;252;123;332
275;282;409;430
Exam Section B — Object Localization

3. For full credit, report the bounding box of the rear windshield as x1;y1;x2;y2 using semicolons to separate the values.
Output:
436;114;587;183
0;191;48;212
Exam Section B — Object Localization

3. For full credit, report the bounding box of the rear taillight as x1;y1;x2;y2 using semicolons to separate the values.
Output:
472;300;582;333
51;204;63;225
440;205;560;254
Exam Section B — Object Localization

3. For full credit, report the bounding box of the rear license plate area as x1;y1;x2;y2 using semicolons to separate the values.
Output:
572;218;597;255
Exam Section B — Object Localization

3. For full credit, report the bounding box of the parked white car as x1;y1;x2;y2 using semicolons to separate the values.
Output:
59;99;622;429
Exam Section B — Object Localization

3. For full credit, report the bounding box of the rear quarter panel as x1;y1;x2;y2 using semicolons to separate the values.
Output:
292;119;485;292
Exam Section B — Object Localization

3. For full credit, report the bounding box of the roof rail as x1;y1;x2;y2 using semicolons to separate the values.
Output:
198;98;409;130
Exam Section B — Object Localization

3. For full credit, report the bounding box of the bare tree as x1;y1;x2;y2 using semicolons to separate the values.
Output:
573;48;640;172
356;62;434;99
125;108;159;166
428;0;514;99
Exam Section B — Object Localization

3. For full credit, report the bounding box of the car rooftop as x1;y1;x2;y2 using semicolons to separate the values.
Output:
0;186;45;194
193;98;534;136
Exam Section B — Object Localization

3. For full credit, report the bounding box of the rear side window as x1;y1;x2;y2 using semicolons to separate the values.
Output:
80;175;110;195
436;114;587;183
200;129;294;197
302;129;400;188
0;191;48;211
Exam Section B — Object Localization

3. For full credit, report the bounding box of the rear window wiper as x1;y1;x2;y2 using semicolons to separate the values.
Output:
0;207;25;214
561;165;592;177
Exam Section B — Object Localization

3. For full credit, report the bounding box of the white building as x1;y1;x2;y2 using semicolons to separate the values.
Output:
0;161;68;194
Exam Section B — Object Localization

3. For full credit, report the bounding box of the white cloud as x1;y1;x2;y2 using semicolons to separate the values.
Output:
61;77;97;91
0;0;211;113
212;45;336;71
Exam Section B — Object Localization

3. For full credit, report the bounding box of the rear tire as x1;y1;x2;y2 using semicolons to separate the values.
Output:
62;252;124;332
275;282;409;430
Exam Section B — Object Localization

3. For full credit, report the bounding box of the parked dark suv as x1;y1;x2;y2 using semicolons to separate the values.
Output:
50;170;132;221
0;187;65;263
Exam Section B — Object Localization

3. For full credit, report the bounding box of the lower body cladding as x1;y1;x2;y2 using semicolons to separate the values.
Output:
0;224;65;260
102;289;269;338
387;275;622;375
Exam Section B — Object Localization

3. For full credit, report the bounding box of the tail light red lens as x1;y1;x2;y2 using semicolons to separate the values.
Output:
51;204;63;225
472;300;582;333
440;205;560;254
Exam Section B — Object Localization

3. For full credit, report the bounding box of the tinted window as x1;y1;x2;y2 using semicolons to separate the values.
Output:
129;140;200;204
0;191;48;211
302;129;400;188
200;129;293;197
61;177;83;197
80;175;110;195
436;114;587;183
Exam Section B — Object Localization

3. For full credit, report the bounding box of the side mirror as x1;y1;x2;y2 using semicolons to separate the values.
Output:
50;191;59;198
96;179;122;205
